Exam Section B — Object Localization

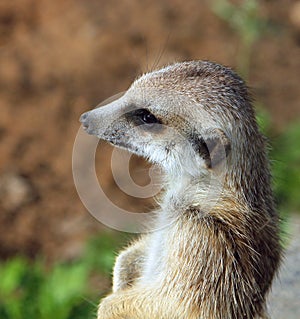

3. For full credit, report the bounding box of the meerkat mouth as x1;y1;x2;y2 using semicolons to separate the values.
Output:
106;138;145;158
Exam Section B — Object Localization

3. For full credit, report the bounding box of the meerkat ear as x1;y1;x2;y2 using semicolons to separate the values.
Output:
189;128;231;169
204;128;231;168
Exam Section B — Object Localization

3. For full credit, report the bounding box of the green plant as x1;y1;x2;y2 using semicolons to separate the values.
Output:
83;231;129;276
211;0;270;79
271;123;300;214
38;263;90;319
0;257;94;319
256;110;300;214
0;232;128;319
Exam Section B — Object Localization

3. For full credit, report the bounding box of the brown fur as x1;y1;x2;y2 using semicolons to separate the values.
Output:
80;61;282;319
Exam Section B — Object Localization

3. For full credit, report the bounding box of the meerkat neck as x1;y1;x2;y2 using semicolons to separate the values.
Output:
161;171;229;218
156;189;278;319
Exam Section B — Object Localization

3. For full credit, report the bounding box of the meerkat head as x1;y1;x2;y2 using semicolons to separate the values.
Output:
80;61;258;181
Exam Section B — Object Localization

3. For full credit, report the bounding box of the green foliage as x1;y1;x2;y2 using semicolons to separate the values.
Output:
255;106;272;136
0;232;128;319
256;110;300;214
38;263;89;319
211;0;270;78
271;123;300;213
83;232;128;276
0;258;28;319
0;258;93;319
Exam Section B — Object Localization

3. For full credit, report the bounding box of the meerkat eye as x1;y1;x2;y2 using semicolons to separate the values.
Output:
129;108;161;126
141;110;159;124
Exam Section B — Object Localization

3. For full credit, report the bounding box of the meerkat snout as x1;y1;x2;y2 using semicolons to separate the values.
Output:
80;111;89;122
80;111;90;130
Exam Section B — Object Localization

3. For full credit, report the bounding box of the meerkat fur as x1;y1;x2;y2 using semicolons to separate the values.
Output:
80;61;282;319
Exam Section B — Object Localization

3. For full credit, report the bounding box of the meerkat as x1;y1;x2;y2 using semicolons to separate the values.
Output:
80;61;282;319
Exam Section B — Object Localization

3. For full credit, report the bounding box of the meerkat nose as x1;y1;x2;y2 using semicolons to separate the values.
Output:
79;111;91;130
80;111;89;123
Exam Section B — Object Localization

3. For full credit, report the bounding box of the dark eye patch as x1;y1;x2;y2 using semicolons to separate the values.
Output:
125;108;162;127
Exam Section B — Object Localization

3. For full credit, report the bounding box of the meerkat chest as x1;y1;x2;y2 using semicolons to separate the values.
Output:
139;229;168;284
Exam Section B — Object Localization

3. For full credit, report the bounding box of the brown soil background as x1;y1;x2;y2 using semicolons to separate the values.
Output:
0;0;299;263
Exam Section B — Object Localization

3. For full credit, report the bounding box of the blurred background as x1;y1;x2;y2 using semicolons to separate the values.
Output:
0;0;299;318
